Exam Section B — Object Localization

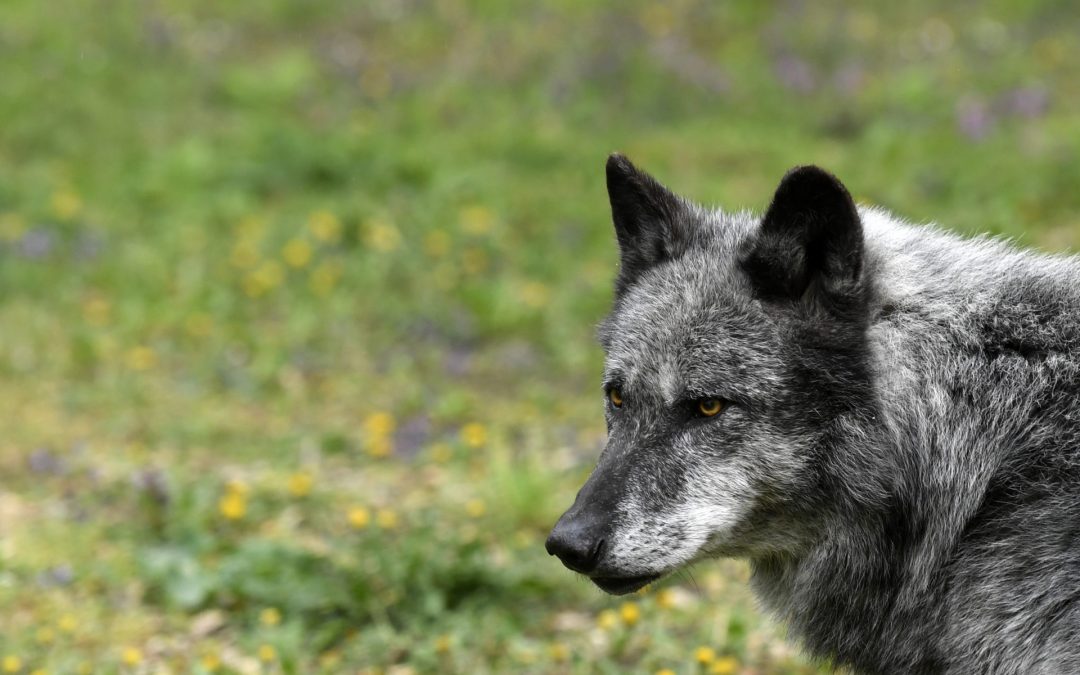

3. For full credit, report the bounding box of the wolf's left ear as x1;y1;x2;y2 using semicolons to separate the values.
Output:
606;153;687;292
742;166;865;313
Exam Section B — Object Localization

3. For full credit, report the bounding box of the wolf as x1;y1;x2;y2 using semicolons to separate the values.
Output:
545;154;1080;674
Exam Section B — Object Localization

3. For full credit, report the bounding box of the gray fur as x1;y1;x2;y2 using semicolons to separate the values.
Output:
550;158;1080;674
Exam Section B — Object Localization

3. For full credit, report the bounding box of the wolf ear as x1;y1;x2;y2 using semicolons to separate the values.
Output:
742;165;865;312
606;153;687;292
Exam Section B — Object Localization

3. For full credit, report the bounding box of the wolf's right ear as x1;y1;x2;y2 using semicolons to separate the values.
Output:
606;153;687;293
741;165;866;315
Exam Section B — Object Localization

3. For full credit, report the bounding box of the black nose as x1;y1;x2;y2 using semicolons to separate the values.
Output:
545;513;606;574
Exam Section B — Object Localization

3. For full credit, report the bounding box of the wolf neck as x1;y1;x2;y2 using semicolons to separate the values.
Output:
753;209;1080;673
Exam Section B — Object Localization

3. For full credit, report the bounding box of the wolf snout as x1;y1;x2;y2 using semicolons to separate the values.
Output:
545;510;608;575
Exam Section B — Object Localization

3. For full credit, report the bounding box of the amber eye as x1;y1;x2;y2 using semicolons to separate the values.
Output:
697;398;723;417
608;387;623;408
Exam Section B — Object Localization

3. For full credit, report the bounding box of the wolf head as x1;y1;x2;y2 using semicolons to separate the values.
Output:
546;155;877;594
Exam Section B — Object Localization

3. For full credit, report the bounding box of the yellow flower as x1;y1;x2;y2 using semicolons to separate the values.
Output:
121;647;142;667
1;656;21;673
710;656;739;674
308;260;342;295
655;588;677;610
51;188;82;221
318;651;342;669
424;230;451;258
260;607;282;626
218;492;247;520
307;210;342;242
230;239;260;270
596;609;619;630
286;472;313;497
184;312;213;338
465;498;486;518
126;345;157;371
459;423;487;449
375;508;399;529
364;218;401;252
519;282;551;309
348;506;371;529
458;205;495;235
257;644;277;663
244;261;284;297
694;646;716;665
201;652;221;672
620;601;641;626
225;478;250;496
428;443;452;463
364;411;395;437
58;615;77;633
82;296;110;325
365;435;393;459
282;238;313;268
656;670;677;675
548;642;569;662
461;247;488;275
434;634;452;654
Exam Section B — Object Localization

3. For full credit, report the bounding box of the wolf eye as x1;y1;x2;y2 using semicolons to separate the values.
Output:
608;387;623;408
697;398;723;417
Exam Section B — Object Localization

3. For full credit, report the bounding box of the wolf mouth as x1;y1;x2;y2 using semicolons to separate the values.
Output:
590;573;662;595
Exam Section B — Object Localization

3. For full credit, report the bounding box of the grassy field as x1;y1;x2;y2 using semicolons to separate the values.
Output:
1;1;1079;673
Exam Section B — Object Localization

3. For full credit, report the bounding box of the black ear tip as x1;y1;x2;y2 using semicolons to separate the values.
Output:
776;165;852;202
609;151;630;174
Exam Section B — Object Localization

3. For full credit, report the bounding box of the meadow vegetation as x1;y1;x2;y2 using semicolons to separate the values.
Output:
1;1;1079;672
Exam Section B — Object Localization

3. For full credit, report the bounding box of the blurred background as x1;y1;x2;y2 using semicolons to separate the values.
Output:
1;1;1078;673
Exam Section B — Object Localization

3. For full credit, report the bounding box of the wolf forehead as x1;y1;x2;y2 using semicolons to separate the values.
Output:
596;246;784;403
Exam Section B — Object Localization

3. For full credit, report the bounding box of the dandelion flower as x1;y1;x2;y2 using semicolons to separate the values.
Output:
307;210;342;243
656;670;677;675
710;656;739;674
286;472;313;497
348;506;371;529
459;423;487;449
364;218;401;252
620;601;641;626
458;205;495;235
655;588;677;610
218;492;246;520
364;412;395;437
465;498;486;518
428;443;452;463
1;656;21;673
375;508;399;529
424;230;451;258
126;346;157;371
257;644;277;663
597;609;618;630
694;646;716;665
548;642;569;662
282;238;313;268
365;435;393;458
58;615;77;633
51;189;82;221
434;634;452;653
260;607;282;626
120;647;142;667
201;653;221;672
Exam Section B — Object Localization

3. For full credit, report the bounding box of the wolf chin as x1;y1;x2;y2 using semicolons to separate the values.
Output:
546;155;1080;674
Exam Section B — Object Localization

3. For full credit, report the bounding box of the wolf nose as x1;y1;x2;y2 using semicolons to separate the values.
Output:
545;515;606;575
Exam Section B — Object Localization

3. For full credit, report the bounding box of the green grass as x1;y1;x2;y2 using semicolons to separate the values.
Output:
1;0;1079;672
